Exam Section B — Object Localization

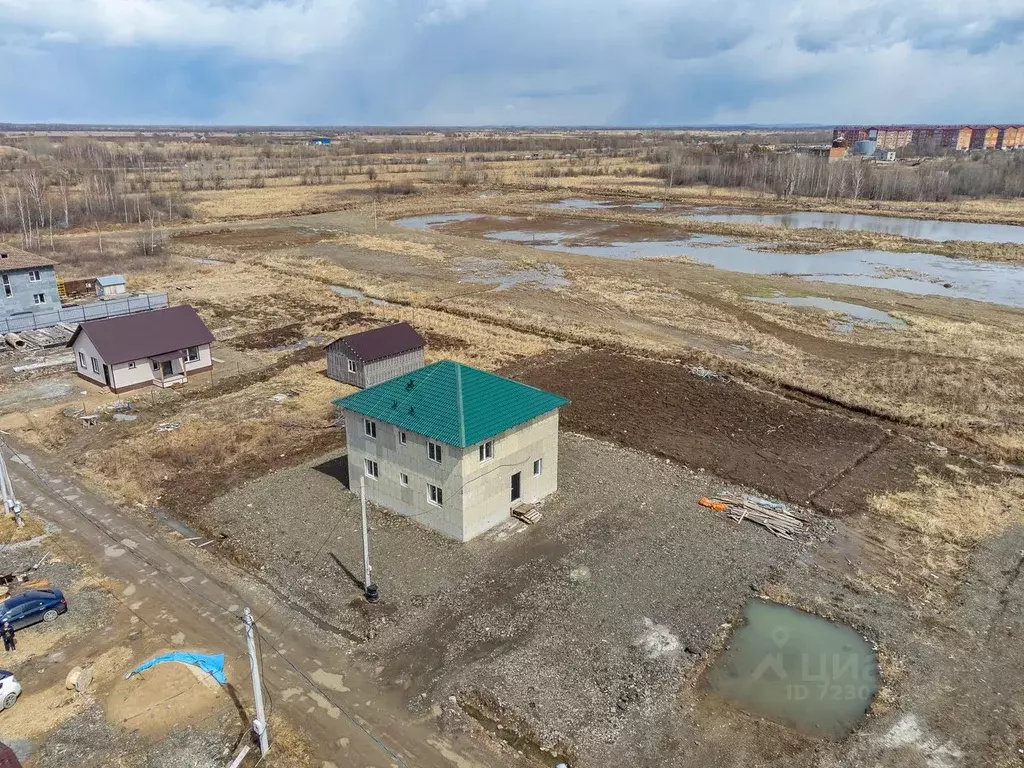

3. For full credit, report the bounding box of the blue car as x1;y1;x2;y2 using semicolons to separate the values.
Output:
0;589;68;630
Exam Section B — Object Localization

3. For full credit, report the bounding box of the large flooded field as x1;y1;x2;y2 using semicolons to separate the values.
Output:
394;212;1024;308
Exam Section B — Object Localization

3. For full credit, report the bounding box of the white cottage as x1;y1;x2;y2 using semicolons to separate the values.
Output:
69;305;214;393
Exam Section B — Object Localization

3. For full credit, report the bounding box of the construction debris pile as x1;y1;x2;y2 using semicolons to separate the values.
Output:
699;495;805;539
5;323;76;350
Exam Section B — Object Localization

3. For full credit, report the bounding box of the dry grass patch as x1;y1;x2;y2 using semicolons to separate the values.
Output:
871;472;1024;545
0;512;46;543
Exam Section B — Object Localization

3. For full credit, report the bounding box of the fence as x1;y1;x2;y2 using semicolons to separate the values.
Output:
0;293;169;334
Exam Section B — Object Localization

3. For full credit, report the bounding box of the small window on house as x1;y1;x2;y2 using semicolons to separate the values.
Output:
479;440;493;462
364;459;379;479
399;431;407;445
153;361;160;371
2;275;10;297
27;270;40;282
185;346;200;362
91;357;100;374
400;473;409;487
78;351;86;368
127;361;136;369
427;441;442;463
347;360;357;373
364;419;376;438
32;293;45;304
533;458;543;477
428;483;443;507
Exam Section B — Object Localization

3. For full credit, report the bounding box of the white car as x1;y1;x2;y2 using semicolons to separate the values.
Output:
0;670;20;711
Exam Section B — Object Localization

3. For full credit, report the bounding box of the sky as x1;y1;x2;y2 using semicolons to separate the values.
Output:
2;0;1023;126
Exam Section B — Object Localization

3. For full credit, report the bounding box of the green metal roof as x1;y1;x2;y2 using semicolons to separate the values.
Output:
333;360;569;448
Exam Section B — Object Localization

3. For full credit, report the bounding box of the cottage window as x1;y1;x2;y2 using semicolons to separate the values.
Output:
153;361;160;371
32;293;46;304
533;458;543;477
364;419;377;438
127;361;137;370
185;346;200;363
364;459;379;479
399;431;407;445
2;275;10;297
27;270;40;282
347;360;357;373
427;441;442;463
428;483;443;507
400;473;409;487
91;357;100;374
78;351;86;368
479;440;493;462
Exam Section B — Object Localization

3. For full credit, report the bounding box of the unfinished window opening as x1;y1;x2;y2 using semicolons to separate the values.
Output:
399;431;407;445
534;458;543;477
400;473;409;487
185;346;200;363
364;459;379;479
348;359;357;373
127;361;137;370
364;419;377;438
32;293;45;304
427;441;442;463
479;440;494;462
2;275;10;297
428;483;443;507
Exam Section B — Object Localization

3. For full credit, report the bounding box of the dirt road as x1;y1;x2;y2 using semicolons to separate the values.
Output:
6;440;519;768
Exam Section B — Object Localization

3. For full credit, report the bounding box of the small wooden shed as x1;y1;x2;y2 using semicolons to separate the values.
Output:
326;322;426;388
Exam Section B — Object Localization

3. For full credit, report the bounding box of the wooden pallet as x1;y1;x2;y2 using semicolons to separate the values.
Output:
511;504;542;525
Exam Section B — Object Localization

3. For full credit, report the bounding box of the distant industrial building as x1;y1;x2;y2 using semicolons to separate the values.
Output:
832;125;1024;152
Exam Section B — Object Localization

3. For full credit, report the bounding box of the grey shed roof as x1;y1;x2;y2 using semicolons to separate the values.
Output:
96;274;126;286
69;305;214;365
327;322;426;364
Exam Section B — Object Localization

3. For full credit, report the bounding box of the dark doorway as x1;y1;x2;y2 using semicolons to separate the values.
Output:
160;360;174;377
102;364;111;387
511;471;521;503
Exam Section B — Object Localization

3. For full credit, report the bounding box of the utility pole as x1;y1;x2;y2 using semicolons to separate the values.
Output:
242;608;270;757
0;445;23;528
359;476;379;603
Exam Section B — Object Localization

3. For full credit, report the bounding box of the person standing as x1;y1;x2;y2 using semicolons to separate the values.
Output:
1;621;14;652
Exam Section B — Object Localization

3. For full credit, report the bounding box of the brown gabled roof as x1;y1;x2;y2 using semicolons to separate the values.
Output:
0;244;55;271
327;321;426;363
68;305;214;365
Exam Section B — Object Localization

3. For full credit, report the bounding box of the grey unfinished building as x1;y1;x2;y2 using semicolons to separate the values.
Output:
334;360;570;541
325;321;426;388
0;245;60;321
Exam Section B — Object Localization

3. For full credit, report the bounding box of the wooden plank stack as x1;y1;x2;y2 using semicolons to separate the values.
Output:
511;504;542;525
700;495;804;539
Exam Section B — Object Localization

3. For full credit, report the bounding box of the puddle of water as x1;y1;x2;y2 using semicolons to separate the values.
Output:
455;257;570;291
751;294;907;329
391;212;483;230
689;210;1024;245
399;212;1024;308
330;285;392;306
706;599;878;739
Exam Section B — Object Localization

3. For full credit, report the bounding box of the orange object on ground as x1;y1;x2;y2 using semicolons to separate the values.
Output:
698;497;728;513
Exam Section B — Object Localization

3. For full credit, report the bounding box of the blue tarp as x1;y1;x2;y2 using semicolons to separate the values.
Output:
127;652;227;685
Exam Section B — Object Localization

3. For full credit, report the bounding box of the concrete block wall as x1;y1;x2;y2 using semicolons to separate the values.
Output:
344;409;466;540
343;408;561;542
0;266;60;320
459;411;560;540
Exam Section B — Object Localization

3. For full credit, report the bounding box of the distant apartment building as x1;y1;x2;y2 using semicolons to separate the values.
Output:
832;125;1024;153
